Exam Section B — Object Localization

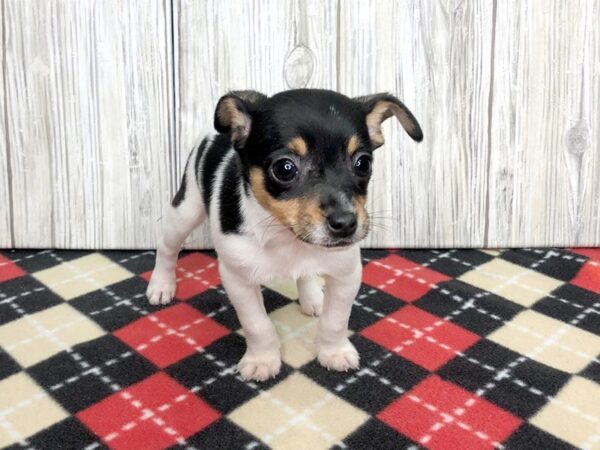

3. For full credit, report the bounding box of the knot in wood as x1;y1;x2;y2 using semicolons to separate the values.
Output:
565;124;590;155
284;44;315;89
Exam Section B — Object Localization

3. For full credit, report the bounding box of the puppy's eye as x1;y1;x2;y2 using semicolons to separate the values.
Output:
354;155;372;177
271;158;298;183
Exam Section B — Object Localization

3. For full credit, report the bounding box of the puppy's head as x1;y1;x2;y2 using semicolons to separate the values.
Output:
214;89;423;247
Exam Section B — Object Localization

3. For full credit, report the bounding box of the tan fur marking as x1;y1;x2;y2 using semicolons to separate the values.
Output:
216;98;239;127
354;195;368;229
250;169;299;225
300;197;323;226
287;137;308;157
249;169;324;238
347;135;360;155
365;101;392;147
217;98;250;144
366;100;416;148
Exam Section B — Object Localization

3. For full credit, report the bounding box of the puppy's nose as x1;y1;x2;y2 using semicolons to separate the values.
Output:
326;211;358;238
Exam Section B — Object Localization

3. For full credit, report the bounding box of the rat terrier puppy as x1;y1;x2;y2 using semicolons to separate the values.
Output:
146;89;422;381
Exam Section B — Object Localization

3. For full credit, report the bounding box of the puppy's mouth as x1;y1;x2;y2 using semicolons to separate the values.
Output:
289;221;370;248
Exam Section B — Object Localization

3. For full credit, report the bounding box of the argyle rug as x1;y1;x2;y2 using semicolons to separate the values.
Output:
0;248;599;450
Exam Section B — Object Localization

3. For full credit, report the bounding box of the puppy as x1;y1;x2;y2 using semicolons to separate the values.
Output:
146;89;422;381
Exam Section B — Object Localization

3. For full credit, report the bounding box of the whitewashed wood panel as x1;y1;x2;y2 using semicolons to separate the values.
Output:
4;0;174;249
174;0;338;248
488;0;600;247
0;5;13;248
582;0;600;245
339;0;495;248
3;1;599;249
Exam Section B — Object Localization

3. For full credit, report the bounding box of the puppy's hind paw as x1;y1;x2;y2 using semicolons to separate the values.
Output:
146;272;176;305
317;340;359;372
237;351;282;382
299;293;323;317
298;280;324;317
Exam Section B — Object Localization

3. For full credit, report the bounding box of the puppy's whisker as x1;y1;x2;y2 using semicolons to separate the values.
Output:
368;214;395;219
368;214;399;223
369;224;392;233
367;209;395;216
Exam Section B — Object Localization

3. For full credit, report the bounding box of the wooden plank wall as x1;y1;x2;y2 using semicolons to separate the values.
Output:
1;0;174;249
338;0;494;247
488;0;600;247
0;3;12;248
1;0;599;249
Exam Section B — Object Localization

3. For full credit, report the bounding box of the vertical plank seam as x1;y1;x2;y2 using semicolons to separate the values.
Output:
53;3;65;248
335;0;341;91
1;0;15;248
483;0;498;248
168;0;178;199
571;1;592;244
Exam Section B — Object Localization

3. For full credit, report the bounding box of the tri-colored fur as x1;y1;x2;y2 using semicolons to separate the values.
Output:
147;89;422;381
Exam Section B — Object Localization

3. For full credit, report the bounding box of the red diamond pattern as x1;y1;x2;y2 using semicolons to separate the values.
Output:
571;261;600;295
570;248;600;261
0;248;597;450
141;252;220;300
362;254;451;302
378;375;522;450
0;254;26;283
77;372;220;450
361;305;480;370
114;303;229;368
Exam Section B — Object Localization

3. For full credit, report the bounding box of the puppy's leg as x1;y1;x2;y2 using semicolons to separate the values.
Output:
297;276;324;317
220;263;281;381
316;253;362;371
147;151;206;305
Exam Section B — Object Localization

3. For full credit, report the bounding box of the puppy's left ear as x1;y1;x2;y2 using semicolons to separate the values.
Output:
354;93;423;148
214;90;268;148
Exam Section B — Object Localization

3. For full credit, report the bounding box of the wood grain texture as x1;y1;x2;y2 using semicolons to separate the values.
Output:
488;0;600;247
174;0;338;248
3;0;174;248
2;1;599;249
339;0;495;247
582;0;600;245
0;3;13;247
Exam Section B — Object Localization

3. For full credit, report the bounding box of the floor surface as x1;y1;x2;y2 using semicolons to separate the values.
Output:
0;248;599;449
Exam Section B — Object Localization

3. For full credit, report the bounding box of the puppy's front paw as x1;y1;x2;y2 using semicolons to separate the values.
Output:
146;271;176;305
238;351;281;382
317;340;359;372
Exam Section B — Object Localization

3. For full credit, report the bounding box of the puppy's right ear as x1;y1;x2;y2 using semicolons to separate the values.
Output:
214;90;267;148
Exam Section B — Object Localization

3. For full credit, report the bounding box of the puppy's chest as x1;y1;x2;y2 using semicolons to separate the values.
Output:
216;233;326;281
260;250;315;279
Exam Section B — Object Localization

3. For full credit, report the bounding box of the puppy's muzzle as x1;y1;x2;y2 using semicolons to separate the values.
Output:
326;211;358;238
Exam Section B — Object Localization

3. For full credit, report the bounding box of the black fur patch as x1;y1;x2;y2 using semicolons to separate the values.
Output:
194;137;209;179
172;138;210;207
171;172;187;207
200;134;232;212
219;155;244;234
